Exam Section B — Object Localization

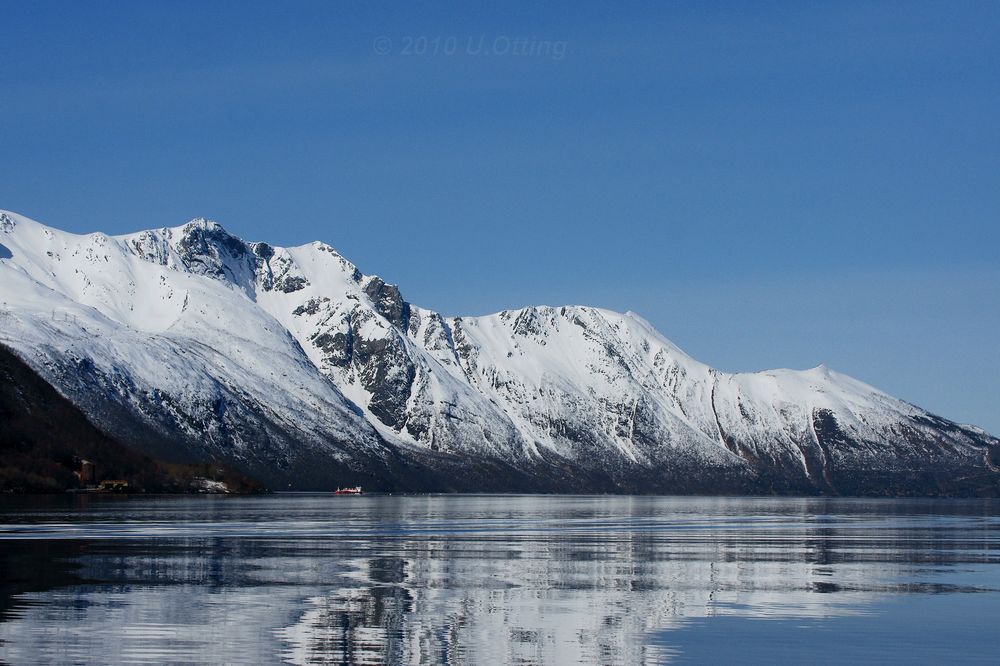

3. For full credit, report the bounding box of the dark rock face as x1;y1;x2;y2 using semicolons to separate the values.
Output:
450;318;478;376
510;308;544;337
175;221;256;287
252;245;311;294
351;322;416;429
313;329;354;367
277;275;309;293
253;242;275;262
293;298;329;317
812;409;851;450
301;291;418;430
364;277;410;330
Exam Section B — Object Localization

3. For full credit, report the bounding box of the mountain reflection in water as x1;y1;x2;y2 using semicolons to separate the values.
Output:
1;494;998;664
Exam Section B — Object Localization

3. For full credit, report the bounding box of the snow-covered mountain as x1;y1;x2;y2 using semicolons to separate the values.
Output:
1;210;997;493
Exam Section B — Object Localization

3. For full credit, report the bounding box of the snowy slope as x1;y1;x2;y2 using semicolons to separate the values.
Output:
1;209;997;493
0;212;395;488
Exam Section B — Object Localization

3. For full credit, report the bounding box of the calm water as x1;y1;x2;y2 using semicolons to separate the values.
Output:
0;494;998;665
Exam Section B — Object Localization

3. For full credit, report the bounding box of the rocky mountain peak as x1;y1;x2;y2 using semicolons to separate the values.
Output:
172;218;256;290
362;276;410;330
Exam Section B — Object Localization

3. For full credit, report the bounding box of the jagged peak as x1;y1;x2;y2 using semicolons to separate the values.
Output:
174;218;248;255
361;274;410;329
180;217;227;234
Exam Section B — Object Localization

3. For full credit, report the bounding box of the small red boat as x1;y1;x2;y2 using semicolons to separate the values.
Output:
335;486;363;495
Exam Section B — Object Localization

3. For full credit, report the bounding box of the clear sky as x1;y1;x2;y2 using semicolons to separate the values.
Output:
2;1;998;433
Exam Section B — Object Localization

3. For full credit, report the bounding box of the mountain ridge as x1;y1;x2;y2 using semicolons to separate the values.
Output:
1;209;997;494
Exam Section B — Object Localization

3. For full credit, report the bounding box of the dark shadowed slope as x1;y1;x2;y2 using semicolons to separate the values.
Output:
0;345;263;493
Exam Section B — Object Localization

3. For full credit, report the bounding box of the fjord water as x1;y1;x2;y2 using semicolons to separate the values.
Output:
0;495;998;664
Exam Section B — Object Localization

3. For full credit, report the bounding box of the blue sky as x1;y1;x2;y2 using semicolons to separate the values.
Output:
2;1;998;432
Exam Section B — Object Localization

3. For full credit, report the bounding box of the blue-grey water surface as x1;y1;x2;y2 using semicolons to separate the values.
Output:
0;494;998;664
